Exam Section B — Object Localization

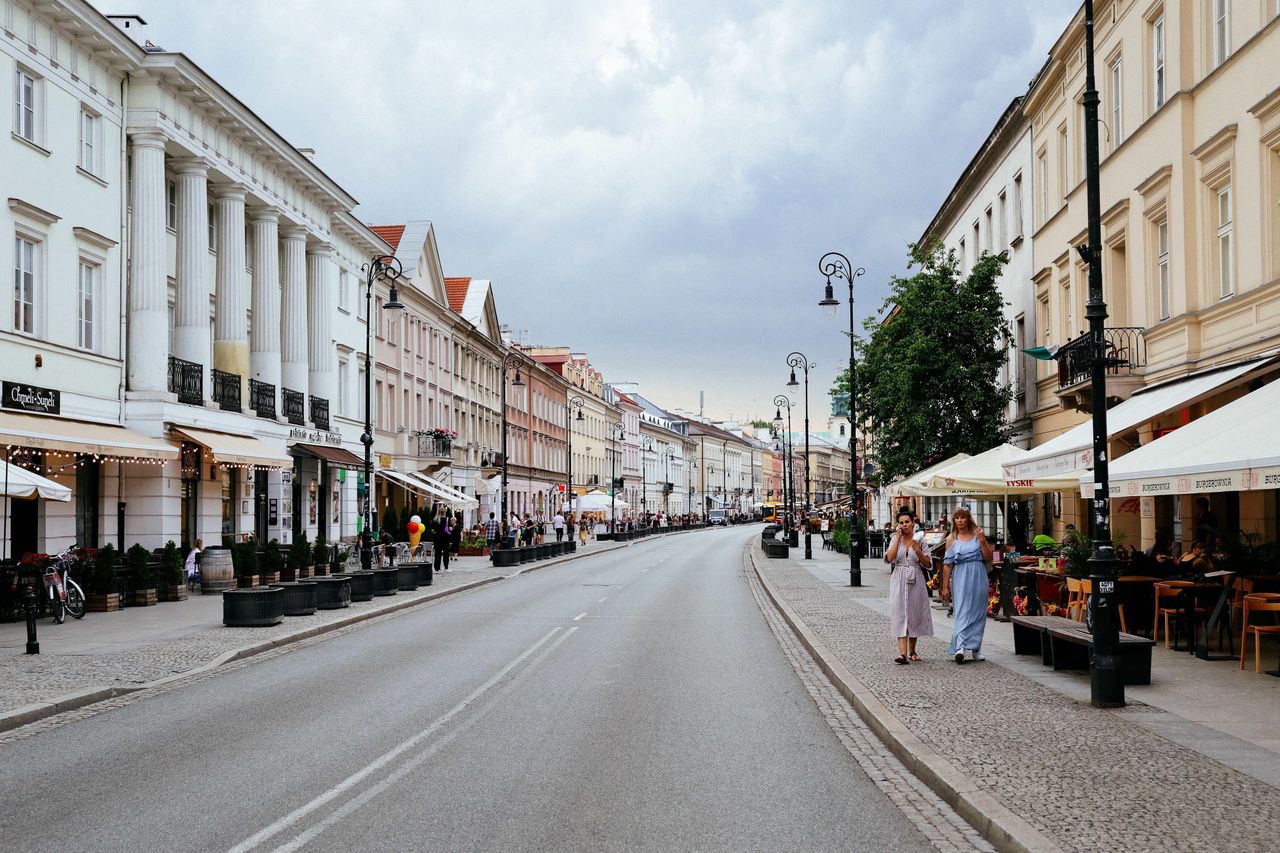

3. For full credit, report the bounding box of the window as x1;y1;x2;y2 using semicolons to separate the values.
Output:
1013;172;1024;238
1157;221;1171;320
1063;282;1074;340
166;180;177;230
997;192;1007;249
338;269;349;311
79;109;99;174
1213;0;1230;68
1058;124;1069;201
1152;16;1166;109
1041;296;1051;346
983;207;993;253
357;366;367;420
1217;185;1233;298
78;260;98;350
13;68;36;143
958;238;966;270
1037;152;1048;223
13;234;38;334
207;203;216;251
338;357;349;415
1109;58;1123;148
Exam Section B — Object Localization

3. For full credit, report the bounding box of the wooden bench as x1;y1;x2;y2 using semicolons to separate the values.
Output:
1011;614;1079;665
1045;624;1156;685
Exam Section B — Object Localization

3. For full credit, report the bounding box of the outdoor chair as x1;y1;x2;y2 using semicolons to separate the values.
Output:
1239;595;1280;673
1154;580;1197;647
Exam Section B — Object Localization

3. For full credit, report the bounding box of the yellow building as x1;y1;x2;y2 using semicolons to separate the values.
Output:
1016;0;1280;548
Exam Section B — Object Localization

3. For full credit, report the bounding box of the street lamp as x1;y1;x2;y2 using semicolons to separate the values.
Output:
663;447;676;518
787;351;816;560
359;255;404;573
566;395;585;518
721;439;728;516
773;395;796;546
640;436;654;526
500;353;525;547
818;251;865;586
609;421;624;533
1081;0;1123;708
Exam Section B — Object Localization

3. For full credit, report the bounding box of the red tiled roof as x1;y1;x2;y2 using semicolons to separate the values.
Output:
370;225;405;251
443;277;471;312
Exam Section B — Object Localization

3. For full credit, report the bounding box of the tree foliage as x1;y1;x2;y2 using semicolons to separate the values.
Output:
832;241;1013;483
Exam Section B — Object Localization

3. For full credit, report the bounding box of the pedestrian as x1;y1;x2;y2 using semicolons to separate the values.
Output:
450;510;463;556
553;510;565;541
483;511;501;552
941;506;992;663
522;513;536;546
579;513;590;544
885;508;933;664
184;538;203;587
431;505;452;573
379;526;396;566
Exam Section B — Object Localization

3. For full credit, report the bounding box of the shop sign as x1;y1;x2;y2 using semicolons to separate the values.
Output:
3;381;59;415
288;426;343;446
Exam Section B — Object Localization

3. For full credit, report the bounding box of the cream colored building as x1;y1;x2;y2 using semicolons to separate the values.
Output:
1017;0;1280;547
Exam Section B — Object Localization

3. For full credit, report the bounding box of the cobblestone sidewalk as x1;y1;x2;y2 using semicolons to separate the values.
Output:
755;551;1280;853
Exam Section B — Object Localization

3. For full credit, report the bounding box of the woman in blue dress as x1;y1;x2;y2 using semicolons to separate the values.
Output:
941;506;993;663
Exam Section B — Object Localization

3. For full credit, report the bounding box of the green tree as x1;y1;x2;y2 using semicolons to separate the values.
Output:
832;241;1012;483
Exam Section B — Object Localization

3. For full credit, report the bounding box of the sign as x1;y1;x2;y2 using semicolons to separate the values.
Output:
379;454;393;468
1097;581;1114;594
557;484;565;492
3;381;59;415
288;426;343;446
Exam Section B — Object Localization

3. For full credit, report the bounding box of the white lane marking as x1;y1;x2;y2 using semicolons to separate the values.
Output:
597;597;607;603
572;612;587;621
226;627;566;853
268;627;579;853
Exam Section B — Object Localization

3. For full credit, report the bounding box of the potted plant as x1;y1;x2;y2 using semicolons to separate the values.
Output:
289;532;312;580
157;540;186;601
260;539;283;585
87;544;120;612
312;536;331;577
233;541;259;588
125;543;157;606
458;529;488;557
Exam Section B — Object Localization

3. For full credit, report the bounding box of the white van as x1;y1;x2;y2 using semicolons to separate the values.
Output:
708;509;728;525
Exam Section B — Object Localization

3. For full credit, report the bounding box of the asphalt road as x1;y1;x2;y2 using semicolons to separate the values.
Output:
0;526;932;852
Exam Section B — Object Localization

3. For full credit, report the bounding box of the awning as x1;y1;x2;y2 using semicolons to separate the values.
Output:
0;411;177;460
924;443;1079;495
290;442;364;470
1083;379;1280;497
890;453;972;497
170;425;291;469
0;458;71;501
1004;359;1269;481
473;475;500;496
377;468;434;496
405;471;479;509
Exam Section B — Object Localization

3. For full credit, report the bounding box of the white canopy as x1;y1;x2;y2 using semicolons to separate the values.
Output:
1082;378;1280;497
1;459;72;501
924;443;1080;495
570;490;630;511
406;471;479;509
890;453;971;497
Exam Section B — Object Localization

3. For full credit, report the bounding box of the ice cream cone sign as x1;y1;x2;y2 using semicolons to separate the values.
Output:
407;515;424;550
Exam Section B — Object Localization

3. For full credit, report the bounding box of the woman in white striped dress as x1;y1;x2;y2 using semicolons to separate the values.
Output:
885;507;934;664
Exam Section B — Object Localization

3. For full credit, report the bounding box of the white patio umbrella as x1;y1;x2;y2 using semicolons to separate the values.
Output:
570;490;631;512
3;455;72;561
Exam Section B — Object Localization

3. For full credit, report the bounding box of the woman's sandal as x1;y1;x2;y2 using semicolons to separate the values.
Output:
893;654;910;665
908;653;923;662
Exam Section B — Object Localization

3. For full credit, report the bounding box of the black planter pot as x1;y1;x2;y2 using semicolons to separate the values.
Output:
314;576;351;610
348;571;374;602
416;562;434;586
277;581;318;616
597;532;613;541
492;548;520;568
372;567;399;596
519;547;533;564
397;564;420;591
566;540;577;554
535;543;549;560
222;587;284;626
764;540;790;559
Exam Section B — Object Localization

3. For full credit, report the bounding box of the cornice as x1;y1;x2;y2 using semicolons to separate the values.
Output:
8;197;60;225
1135;164;1173;198
72;226;118;250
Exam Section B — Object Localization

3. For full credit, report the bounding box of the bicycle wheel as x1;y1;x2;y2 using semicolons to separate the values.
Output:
65;581;86;619
50;591;66;624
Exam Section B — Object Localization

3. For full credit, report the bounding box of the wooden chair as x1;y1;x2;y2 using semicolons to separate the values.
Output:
1066;578;1127;632
1154;580;1197;648
1239;595;1280;672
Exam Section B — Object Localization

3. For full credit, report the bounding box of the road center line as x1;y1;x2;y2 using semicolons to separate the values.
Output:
597;597;607;603
225;627;565;853
573;612;587;621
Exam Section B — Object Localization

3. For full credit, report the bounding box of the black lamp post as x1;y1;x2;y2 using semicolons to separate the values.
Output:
640;436;654;526
663;447;675;518
609;421;624;532
787;351;816;560
818;252;865;586
500;353;525;547
1081;0;1123;708
566;395;584;519
773;395;795;546
721;440;728;516
359;255;404;572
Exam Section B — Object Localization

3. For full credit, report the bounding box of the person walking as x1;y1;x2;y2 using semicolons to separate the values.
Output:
450;510;463;557
483;511;501;552
579;513;590;544
553;510;565;542
941;506;992;663
885;508;933;664
431;505;453;573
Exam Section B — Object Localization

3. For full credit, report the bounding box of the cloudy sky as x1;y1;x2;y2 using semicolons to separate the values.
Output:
104;0;1078;426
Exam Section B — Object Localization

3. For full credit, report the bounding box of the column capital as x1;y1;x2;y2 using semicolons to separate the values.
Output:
170;156;210;177
280;224;310;241
306;241;335;258
130;130;167;151
249;205;281;224
212;182;248;202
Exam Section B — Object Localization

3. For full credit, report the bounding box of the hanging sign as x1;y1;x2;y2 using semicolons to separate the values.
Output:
3;381;60;415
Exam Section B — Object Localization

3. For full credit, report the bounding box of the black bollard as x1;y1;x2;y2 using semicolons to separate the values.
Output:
24;584;39;655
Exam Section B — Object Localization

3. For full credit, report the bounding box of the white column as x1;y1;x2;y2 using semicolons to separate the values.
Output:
249;207;281;408
126;131;168;394
213;185;249;396
307;242;337;408
172;157;209;388
279;226;309;395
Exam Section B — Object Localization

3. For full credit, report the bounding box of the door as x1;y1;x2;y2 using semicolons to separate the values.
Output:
254;470;269;544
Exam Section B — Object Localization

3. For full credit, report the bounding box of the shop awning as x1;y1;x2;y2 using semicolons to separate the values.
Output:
290;443;364;470
405;471;479;509
1082;378;1280;497
0;411;177;461
923;443;1079;495
473;475;500;496
170;425;291;469
890;453;971;497
0;459;71;501
1004;359;1268;481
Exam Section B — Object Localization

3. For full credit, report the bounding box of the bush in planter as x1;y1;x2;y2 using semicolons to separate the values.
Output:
261;539;284;579
160;541;183;588
233;541;259;579
313;536;332;568
127;543;154;591
288;532;311;575
90;544;117;595
382;506;400;541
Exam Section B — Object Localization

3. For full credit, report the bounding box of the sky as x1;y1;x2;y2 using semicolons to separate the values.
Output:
102;0;1079;427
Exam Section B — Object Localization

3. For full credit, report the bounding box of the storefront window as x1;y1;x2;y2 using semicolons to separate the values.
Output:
221;468;237;537
75;456;100;547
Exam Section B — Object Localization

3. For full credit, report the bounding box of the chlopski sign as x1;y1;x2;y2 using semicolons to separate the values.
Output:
2;381;59;415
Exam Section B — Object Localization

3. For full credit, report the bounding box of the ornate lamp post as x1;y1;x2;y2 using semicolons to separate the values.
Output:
640;436;654;526
787;351;816;560
609;421;624;533
663;447;676;518
500;353;525;547
818;252;865;586
566;395;584;518
773;395;795;546
359;255;404;572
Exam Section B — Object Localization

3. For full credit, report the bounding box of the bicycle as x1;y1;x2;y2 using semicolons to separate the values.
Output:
44;547;87;623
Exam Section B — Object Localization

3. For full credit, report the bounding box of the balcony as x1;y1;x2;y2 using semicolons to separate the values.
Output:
587;474;599;486
211;369;242;412
167;356;203;405
1055;327;1146;412
480;451;503;470
282;388;305;426
413;431;453;460
310;396;329;431
249;379;276;420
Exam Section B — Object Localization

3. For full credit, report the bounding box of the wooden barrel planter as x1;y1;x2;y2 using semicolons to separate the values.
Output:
223;587;284;626
201;547;235;595
314;576;351;610
347;571;374;602
397;564;419;591
415;562;434;587
372;567;399;596
491;548;520;568
277;581;318;616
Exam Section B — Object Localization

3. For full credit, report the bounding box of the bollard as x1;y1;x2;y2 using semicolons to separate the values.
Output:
25;584;39;655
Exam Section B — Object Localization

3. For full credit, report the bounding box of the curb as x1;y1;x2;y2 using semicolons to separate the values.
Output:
747;542;1062;853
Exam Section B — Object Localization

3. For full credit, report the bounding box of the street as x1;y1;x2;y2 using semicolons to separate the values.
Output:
0;528;933;852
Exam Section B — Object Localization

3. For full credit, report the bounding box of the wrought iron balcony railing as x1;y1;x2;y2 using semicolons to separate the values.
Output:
211;369;241;412
249;379;276;420
1055;327;1146;391
283;388;305;426
413;432;452;459
310;396;329;431
167;356;203;405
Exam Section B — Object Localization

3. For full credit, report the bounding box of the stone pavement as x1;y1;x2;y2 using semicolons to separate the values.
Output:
751;541;1280;853
0;538;628;731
